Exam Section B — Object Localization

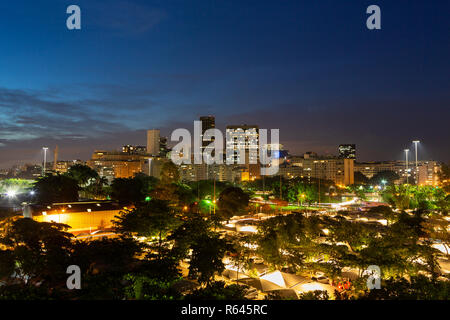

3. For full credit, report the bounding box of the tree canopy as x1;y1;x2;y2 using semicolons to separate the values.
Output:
33;174;79;205
217;187;250;221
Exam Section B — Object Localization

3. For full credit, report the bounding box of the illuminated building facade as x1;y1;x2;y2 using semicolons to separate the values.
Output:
23;201;124;234
147;129;160;156
122;145;147;155
24;201;123;234
226;125;259;164
418;161;441;186
226;124;260;180
288;153;354;186
87;150;148;181
339;144;356;159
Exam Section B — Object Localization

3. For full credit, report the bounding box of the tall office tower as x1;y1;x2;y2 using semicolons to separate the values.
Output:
343;158;355;185
226;124;259;164
339;144;356;159
200;116;215;151
147;129;160;156
53;145;59;171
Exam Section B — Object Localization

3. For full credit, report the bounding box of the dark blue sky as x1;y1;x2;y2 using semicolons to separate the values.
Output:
0;0;449;167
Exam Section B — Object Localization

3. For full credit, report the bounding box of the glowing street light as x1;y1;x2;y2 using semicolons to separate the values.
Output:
413;140;420;183
6;189;17;198
42;147;49;176
412;141;420;166
404;149;410;184
297;193;306;207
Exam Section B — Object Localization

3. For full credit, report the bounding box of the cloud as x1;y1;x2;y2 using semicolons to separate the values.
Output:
0;86;134;142
0;81;222;167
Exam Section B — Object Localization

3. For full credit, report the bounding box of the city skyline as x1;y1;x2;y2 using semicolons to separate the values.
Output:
0;114;444;169
0;0;449;167
0;1;449;304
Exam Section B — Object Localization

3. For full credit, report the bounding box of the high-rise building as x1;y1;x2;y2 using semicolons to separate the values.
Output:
226;124;260;180
147;129;160;156
339;144;356;159
343;158;355;185
226;124;259;164
200;116;215;152
53;145;59;171
417;161;440;186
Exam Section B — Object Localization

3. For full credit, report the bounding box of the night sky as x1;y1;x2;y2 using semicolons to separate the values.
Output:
0;0;449;168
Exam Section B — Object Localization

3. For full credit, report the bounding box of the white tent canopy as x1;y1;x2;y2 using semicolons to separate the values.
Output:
260;271;310;288
239;278;284;292
239;270;337;299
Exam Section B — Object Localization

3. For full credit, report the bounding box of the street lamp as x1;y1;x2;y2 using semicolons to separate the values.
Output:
42;147;49;176
404;149;409;184
299;193;306;207
413;140;420;184
6;189;17;198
